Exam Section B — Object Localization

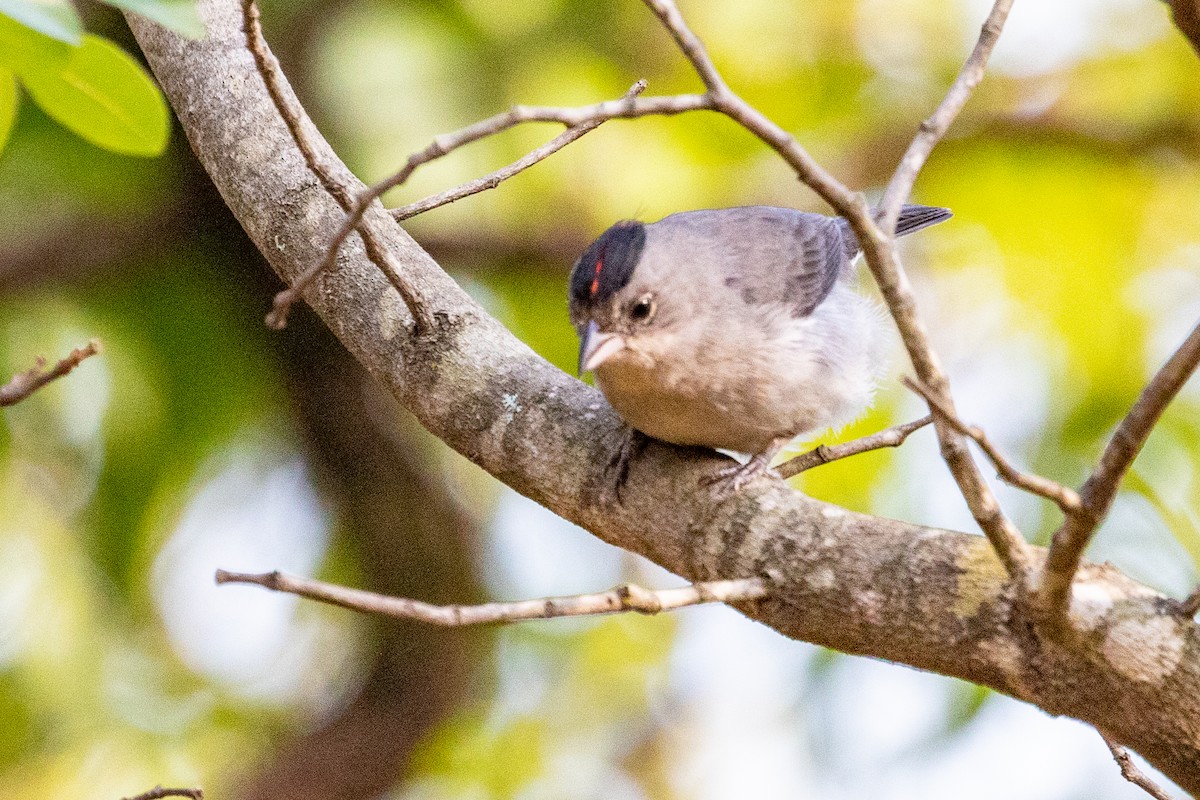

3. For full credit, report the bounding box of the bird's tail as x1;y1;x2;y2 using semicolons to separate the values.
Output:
892;204;953;236
837;203;952;258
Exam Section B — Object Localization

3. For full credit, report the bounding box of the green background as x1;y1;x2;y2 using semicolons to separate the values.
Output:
1;0;1198;797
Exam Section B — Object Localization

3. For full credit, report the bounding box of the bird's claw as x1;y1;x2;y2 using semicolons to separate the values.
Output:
601;428;649;504
700;454;777;500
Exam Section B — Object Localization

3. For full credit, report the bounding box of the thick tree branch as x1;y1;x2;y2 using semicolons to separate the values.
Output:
1040;318;1200;618
216;570;768;625
776;415;933;479
0;341;101;407
127;1;1200;790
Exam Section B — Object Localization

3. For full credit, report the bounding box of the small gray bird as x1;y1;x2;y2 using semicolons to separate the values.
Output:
568;204;951;497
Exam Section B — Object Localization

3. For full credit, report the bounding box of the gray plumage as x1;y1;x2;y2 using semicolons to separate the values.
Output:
569;204;951;496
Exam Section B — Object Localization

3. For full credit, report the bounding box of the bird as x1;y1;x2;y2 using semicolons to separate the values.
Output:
567;203;952;498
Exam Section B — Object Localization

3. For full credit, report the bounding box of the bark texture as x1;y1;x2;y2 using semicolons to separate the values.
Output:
128;1;1200;791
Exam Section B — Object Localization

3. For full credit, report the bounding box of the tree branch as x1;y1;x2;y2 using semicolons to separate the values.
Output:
776;415;933;479
0;340;101;407
844;0;1030;582
283;82;684;328
241;0;433;332
638;0;855;210
1102;734;1177;800
216;570;768;625
902;377;1083;514
635;0;1033;579
390;81;647;221
878;0;1014;232
126;0;1200;790
1040;318;1200;618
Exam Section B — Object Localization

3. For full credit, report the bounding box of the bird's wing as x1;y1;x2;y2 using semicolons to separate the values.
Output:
654;206;851;318
784;214;848;317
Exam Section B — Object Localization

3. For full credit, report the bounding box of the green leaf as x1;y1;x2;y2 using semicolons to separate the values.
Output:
0;0;82;44
0;9;71;75
97;0;205;39
19;34;170;157
0;67;16;155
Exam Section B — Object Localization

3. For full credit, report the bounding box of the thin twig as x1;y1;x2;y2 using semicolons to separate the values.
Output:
279;84;706;330
841;2;1028;579
242;0;433;331
1040;318;1200;617
383;81;645;218
639;0;728;94
777;416;933;479
121;787;204;800
638;0;854;210
1101;734;1175;800
392;81;647;221
215;569;768;625
0;340;101;407
878;0;1014;232
902;377;1083;514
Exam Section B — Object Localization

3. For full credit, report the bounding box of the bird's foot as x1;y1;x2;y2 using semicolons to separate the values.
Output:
699;451;779;501
602;428;649;504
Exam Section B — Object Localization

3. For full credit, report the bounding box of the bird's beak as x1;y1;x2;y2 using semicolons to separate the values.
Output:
578;320;626;375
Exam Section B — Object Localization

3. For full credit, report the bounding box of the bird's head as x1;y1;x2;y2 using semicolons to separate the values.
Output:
568;220;683;375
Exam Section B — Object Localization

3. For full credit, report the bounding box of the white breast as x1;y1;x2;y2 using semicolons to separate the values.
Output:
596;287;885;454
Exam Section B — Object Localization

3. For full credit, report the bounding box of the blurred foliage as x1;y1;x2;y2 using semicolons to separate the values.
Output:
2;0;1199;798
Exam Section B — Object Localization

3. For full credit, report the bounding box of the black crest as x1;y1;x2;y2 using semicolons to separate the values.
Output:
569;221;646;310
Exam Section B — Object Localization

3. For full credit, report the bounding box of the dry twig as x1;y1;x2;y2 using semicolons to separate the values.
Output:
638;0;854;208
833;0;1029;579
392;82;650;220
242;0;433;331
315;80;653;272
121;787;204;800
777;415;933;479
1040;318;1200;616
290;82;683;325
1101;734;1175;800
0;341;100;407
902;377;1083;514
878;0;1014;231
216;569;768;625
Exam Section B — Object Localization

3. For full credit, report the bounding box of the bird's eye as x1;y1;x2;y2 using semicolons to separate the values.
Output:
630;295;656;323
